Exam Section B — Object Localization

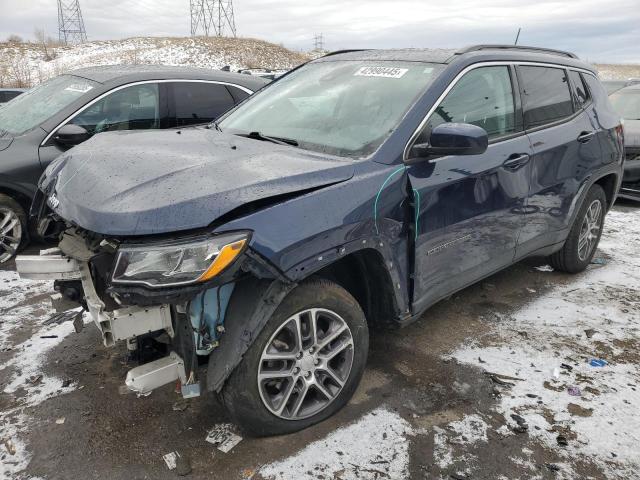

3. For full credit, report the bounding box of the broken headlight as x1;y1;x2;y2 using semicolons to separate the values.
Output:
111;232;249;288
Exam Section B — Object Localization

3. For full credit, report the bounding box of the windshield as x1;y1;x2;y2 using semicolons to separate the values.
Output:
0;75;99;137
609;90;640;120
219;60;444;158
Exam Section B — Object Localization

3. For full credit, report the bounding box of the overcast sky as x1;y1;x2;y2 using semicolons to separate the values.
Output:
0;0;638;63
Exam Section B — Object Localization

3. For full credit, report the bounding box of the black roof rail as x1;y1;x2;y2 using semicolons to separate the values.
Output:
321;49;371;58
458;44;578;59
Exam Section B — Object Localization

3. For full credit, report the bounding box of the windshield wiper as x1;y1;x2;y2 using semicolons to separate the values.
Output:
240;131;299;147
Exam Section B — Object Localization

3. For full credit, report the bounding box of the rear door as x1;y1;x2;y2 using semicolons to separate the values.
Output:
169;82;239;127
407;65;532;312
516;65;603;255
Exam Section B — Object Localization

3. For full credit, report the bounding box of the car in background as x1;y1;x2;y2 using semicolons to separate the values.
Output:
602;78;640;95
0;88;26;104
0;65;268;262
608;83;640;201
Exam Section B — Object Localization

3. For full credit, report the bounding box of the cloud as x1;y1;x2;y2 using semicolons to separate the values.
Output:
0;0;638;63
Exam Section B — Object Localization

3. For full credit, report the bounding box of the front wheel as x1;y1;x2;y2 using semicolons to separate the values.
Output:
549;184;606;273
0;194;27;264
219;278;369;436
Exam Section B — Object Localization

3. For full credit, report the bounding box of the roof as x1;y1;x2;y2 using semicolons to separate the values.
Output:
317;45;594;72
617;83;640;92
68;64;269;91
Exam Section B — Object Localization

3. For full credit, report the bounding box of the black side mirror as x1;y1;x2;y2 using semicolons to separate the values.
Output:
53;124;90;147
408;123;489;161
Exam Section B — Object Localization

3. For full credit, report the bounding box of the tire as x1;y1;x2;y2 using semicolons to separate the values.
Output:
0;194;27;264
220;278;369;436
549;184;606;273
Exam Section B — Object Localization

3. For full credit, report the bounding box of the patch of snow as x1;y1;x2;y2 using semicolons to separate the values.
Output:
260;408;413;480
451;208;640;478
0;270;81;478
433;414;489;471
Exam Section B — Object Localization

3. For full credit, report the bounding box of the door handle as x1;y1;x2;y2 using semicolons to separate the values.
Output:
577;131;597;143
502;153;530;170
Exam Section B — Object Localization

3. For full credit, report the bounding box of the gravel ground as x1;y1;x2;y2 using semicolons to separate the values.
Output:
0;201;638;480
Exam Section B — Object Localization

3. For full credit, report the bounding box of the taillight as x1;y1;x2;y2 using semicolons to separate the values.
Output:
615;121;625;150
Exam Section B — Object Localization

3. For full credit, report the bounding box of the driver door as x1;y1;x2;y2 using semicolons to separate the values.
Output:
38;82;166;171
407;65;532;312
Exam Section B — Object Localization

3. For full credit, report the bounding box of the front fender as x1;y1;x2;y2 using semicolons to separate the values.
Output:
206;276;295;392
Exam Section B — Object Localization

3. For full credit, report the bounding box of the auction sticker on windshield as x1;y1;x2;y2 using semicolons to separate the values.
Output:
64;84;94;93
354;66;409;78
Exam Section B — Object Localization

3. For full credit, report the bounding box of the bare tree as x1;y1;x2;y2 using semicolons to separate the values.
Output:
34;28;56;61
6;34;23;44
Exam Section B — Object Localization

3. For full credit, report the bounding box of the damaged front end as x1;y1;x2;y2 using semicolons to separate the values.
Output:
16;223;255;399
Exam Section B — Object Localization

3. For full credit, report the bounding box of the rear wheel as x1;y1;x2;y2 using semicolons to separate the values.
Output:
219;278;368;436
549;184;606;273
0;194;26;264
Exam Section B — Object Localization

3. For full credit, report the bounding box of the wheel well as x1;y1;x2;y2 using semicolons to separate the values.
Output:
594;174;617;210
314;249;398;329
0;187;31;215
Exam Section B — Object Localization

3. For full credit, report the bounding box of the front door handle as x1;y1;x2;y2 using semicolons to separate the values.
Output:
577;131;597;143
503;153;530;170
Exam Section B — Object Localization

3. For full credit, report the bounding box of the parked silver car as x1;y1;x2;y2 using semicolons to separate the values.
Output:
609;83;640;200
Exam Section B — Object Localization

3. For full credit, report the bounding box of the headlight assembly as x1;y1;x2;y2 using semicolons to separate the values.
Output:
111;232;249;288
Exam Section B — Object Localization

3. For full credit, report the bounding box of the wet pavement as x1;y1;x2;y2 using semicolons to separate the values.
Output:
1;202;639;480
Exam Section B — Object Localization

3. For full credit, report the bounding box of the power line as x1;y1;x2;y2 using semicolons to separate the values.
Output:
57;0;88;45
190;0;237;37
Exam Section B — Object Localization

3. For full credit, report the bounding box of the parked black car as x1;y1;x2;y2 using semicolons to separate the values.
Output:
0;88;26;104
17;45;623;436
608;83;640;201
0;65;267;262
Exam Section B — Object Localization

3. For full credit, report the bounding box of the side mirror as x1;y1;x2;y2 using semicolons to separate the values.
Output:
53;124;90;147
408;123;489;161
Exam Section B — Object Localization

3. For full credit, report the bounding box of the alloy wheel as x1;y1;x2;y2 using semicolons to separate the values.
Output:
0;207;22;263
257;308;354;420
577;199;602;261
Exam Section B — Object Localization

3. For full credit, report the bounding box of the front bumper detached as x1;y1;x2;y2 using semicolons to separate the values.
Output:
16;250;174;347
15;250;190;397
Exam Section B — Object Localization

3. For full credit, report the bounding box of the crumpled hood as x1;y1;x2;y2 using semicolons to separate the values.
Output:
46;129;354;236
624;119;640;148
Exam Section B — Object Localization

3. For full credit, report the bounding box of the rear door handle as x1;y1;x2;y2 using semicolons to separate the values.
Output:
503;153;530;170
577;131;597;143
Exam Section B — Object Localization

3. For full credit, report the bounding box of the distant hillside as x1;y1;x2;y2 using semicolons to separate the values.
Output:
0;36;310;87
595;64;640;81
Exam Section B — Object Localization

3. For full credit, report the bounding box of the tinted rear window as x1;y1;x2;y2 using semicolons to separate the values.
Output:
173;82;235;127
519;66;573;128
568;70;590;109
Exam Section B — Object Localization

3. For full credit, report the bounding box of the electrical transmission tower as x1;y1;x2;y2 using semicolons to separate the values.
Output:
190;0;237;38
57;0;87;45
313;33;324;51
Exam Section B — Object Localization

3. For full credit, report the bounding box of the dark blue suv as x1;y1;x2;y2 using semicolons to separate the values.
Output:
17;45;624;436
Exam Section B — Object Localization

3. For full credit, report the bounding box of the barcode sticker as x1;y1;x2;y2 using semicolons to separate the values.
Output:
354;66;408;79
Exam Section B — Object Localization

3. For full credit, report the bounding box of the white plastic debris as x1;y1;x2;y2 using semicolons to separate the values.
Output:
55;417;65;425
163;451;179;470
205;424;243;453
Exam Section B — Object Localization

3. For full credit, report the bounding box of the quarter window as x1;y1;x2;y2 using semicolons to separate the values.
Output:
424;66;516;141
519;66;573;128
173;82;236;126
568;70;590;109
70;83;160;134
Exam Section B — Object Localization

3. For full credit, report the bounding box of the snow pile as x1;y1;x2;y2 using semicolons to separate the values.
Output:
260;408;414;480
450;208;640;478
0;270;79;478
0;36;309;87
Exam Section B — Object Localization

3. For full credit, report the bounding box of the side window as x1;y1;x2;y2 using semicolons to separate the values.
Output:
0;92;6;103
422;66;516;142
173;82;235;127
227;86;250;104
519;66;573;128
568;70;590;109
70;83;160;134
